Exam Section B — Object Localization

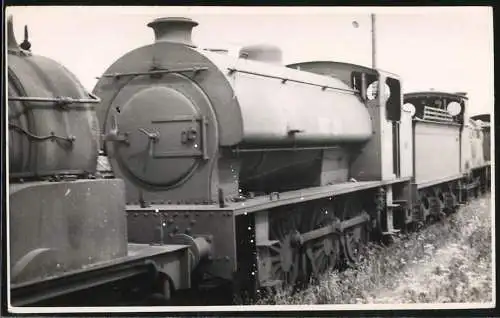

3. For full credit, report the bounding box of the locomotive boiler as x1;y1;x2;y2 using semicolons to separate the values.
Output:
94;17;374;205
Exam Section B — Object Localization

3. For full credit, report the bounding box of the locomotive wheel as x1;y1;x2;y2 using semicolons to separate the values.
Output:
434;187;445;210
480;176;487;194
304;204;340;279
474;177;481;198
372;189;386;239
340;196;368;264
267;210;306;287
444;183;458;214
419;191;431;223
266;231;300;287
432;187;446;220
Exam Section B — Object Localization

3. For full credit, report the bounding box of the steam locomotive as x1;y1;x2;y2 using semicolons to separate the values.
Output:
7;15;491;306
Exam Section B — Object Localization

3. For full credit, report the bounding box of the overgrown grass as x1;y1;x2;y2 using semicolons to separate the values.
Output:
257;194;492;305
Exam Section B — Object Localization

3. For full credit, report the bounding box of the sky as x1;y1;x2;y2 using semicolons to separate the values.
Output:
6;6;494;116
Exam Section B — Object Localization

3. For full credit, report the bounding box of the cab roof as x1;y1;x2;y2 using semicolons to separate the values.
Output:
404;91;469;100
286;60;401;80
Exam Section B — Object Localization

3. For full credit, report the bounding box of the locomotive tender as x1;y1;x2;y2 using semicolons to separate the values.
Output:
7;15;491;306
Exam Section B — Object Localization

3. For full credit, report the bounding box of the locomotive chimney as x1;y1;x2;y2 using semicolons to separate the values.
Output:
147;17;198;47
239;44;283;64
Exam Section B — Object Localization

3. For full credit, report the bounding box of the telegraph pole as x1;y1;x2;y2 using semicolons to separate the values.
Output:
371;13;376;69
352;13;377;68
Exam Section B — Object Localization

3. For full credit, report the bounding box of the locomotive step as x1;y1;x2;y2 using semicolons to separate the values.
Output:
392;200;407;205
382;229;401;235
382;230;401;234
256;240;280;247
387;203;401;208
458;183;479;190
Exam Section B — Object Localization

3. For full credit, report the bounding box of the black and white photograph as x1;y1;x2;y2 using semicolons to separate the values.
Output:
4;5;494;314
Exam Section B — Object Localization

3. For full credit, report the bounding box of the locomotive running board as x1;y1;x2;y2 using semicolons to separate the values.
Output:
415;174;464;190
10;244;190;307
231;177;412;216
126;178;412;216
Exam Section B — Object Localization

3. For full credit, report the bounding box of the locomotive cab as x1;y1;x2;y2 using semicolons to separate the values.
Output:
404;92;466;124
403;91;466;188
402;91;490;220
